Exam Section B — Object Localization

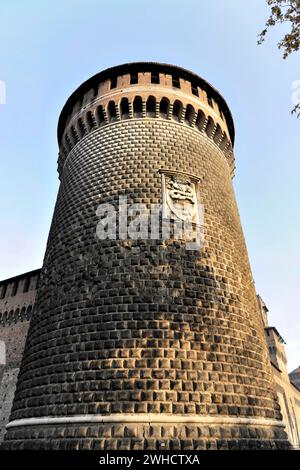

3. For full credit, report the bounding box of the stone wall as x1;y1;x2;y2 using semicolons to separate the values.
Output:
0;368;19;442
0;270;40;442
258;294;300;449
272;365;300;448
1;63;290;450
4;117;288;449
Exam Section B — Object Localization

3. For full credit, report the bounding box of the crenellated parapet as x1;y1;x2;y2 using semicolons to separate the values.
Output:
3;62;288;451
57;63;235;178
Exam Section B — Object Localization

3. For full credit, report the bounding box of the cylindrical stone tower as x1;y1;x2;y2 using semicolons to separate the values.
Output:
3;63;289;450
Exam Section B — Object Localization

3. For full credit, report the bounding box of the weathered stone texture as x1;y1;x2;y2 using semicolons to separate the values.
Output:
0;368;19;442
2;63;289;449
0;321;31;441
0;270;39;442
3;422;288;450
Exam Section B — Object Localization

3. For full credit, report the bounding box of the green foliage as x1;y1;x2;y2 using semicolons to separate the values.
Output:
258;0;300;58
258;1;300;117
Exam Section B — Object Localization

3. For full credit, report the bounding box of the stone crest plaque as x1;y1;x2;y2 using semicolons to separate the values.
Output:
161;170;201;226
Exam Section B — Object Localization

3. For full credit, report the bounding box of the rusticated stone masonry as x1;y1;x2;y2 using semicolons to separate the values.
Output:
2;63;290;450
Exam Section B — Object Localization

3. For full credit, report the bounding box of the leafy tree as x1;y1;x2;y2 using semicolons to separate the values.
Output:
258;0;300;117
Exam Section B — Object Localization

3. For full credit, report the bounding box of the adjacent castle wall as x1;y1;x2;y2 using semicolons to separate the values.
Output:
0;64;297;450
257;295;300;448
0;269;40;442
271;365;300;448
2;63;289;450
2;277;299;447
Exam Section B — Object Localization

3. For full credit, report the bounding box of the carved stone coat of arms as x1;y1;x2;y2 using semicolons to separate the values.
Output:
161;170;201;226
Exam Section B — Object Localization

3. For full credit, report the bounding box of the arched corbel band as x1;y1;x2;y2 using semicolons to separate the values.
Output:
59;94;234;177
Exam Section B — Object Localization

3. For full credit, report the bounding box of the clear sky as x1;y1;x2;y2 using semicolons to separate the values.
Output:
0;0;299;371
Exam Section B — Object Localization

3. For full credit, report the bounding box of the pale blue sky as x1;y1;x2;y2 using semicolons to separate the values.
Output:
0;0;299;371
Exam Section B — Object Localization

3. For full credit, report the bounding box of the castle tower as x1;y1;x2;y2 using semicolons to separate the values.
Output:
3;63;289;450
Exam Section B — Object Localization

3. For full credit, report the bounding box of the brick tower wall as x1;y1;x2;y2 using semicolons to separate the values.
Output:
2;63;289;450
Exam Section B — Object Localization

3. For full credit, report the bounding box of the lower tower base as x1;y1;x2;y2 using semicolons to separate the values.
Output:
2;414;289;450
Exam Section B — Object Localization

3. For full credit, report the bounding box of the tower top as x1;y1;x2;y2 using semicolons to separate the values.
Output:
57;62;235;146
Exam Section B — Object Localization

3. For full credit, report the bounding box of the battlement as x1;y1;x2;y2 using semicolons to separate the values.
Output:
3;63;290;451
0;269;41;442
57;63;235;178
0;269;40;327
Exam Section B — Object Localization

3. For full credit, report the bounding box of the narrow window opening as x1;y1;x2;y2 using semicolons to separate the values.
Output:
23;277;30;293
71;126;79;143
14;309;19;323
26;305;32;320
146;96;156;117
172;76;180;88
108;101;117;122
185;105;195;126
205;116;215;137
133;97;143;118
110;77;117;89
130;73;138;85
12;281;18;296
107;101;117;122
120;98;130;119
196;110;205;131
97;106;105;126
159;98;169;118
21;307;26;321
78;118;87;137
151;72;160;84
86;111;96;130
172;100;182;121
0;284;7;299
191;84;199;96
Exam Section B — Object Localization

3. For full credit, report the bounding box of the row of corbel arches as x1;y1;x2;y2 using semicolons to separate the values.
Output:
0;305;32;326
61;96;233;159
